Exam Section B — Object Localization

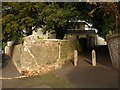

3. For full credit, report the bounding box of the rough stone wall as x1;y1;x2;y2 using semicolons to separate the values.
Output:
107;34;120;70
12;44;22;70
60;40;80;60
12;39;81;76
21;39;59;69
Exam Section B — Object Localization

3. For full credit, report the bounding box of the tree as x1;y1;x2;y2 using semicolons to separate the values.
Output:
2;2;119;49
100;2;120;34
2;2;79;42
37;2;79;39
2;2;40;47
82;2;120;38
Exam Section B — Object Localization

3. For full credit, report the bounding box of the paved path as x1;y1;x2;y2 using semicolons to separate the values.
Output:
54;57;118;88
1;46;118;88
53;46;118;88
2;60;20;78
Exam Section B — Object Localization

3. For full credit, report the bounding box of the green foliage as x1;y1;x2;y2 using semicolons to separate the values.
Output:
102;14;115;38
2;2;38;47
2;2;119;49
2;2;79;42
86;2;119;38
38;3;78;30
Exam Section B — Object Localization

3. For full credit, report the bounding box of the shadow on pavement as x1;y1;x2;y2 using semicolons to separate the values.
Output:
65;45;118;88
80;45;113;68
2;53;11;68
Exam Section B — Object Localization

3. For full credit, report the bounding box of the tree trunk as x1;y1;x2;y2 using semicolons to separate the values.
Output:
56;28;65;39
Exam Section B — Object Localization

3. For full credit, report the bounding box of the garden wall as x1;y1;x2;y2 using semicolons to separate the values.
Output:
12;39;81;76
107;34;120;71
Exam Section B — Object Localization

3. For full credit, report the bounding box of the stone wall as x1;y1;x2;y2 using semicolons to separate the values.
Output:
107;34;120;71
12;39;81;76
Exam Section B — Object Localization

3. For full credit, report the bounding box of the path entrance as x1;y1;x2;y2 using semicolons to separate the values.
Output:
53;45;118;88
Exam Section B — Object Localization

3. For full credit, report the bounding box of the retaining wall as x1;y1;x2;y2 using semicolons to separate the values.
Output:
12;39;81;76
107;34;120;71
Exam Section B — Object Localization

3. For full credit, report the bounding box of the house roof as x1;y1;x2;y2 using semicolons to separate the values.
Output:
69;20;92;27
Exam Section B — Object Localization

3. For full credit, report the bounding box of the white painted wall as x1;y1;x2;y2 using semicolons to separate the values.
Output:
96;35;107;45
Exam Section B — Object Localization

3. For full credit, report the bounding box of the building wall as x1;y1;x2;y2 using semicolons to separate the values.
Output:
68;22;86;30
96;35;107;45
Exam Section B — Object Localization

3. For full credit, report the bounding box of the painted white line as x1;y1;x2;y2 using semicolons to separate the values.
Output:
0;76;28;80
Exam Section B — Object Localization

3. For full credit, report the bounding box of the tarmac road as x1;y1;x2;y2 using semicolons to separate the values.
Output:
1;46;119;88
